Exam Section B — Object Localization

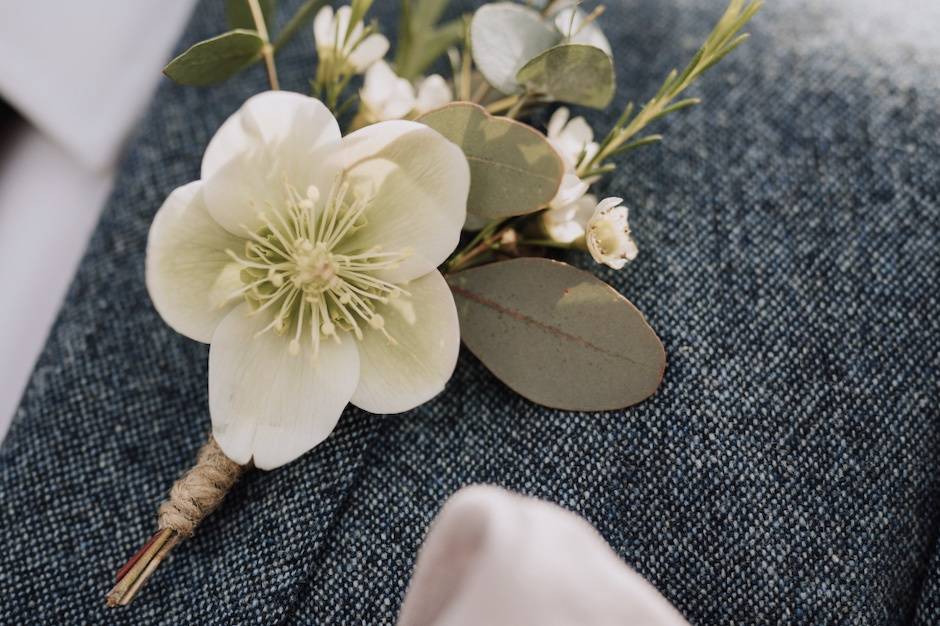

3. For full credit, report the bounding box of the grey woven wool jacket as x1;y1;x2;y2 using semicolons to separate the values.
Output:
1;0;939;624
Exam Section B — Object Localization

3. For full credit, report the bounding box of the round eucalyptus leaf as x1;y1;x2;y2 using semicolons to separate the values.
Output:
418;103;564;219
163;30;264;87
516;43;615;109
470;2;560;95
448;258;665;411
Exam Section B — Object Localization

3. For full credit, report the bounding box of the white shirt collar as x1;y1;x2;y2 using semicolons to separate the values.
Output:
0;1;196;172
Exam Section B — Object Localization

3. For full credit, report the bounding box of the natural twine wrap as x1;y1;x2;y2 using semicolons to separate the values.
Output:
107;435;246;606
158;436;244;537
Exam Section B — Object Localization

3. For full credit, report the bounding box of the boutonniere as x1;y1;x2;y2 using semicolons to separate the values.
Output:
108;0;761;606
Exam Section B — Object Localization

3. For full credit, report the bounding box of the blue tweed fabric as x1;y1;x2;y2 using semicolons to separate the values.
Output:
1;1;938;624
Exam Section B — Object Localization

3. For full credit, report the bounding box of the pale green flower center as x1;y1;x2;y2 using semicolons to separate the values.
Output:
591;219;622;257
225;179;408;357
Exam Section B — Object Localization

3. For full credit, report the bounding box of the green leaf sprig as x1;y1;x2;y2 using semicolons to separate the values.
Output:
579;0;763;178
163;0;331;88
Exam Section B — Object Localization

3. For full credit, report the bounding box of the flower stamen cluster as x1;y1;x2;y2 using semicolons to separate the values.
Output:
225;179;408;359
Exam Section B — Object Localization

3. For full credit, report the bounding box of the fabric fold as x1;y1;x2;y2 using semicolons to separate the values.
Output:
398;486;690;626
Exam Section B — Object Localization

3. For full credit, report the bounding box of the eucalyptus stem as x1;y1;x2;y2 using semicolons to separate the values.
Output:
486;94;520;115
446;220;504;273
471;81;491;105
248;0;280;90
505;92;530;120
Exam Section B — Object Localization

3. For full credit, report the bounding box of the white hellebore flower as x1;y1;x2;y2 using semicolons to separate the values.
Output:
313;5;389;73
586;197;639;270
146;91;470;469
544;107;600;240
360;61;453;123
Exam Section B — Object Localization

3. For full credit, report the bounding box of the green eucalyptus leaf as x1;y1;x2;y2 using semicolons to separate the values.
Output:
448;258;666;411
418;102;564;219
163;30;265;86
470;2;559;94
516;43;615;109
226;0;277;31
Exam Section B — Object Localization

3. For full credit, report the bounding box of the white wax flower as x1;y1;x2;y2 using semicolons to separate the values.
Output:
554;7;612;56
360;61;453;123
546;107;599;170
543;193;597;244
361;61;417;121
585;197;639;269
550;172;589;211
415;74;453;114
530;0;612;55
546;107;597;224
146;91;470;469
313;5;389;73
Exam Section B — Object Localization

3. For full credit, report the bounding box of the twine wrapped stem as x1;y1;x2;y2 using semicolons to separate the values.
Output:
106;436;244;607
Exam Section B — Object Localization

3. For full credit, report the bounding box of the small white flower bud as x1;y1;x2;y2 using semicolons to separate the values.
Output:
585;197;639;270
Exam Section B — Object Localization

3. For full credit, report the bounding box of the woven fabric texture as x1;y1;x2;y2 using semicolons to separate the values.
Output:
0;1;938;624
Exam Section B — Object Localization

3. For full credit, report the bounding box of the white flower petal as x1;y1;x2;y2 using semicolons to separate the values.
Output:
415;75;453;114
209;303;360;470
386;78;418;120
313;5;335;48
543;192;596;244
547;107;570;140
333;120;470;282
348;33;390;72
351;271;459;414
335;6;353;43
362;61;417;121
596;196;623;214
146;181;244;343
555;7;612;56
548;110;595;167
586;197;638;270
362;59;398;101
550;171;589;209
201;91;342;236
562;116;594;150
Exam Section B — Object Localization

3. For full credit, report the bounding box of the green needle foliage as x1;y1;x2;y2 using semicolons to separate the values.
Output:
580;0;763;176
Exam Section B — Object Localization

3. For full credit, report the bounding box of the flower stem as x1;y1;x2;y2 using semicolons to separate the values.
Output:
485;95;521;115
248;0;280;90
446;221;502;273
106;436;244;607
505;92;529;120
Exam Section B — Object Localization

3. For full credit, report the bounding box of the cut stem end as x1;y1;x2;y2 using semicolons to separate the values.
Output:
107;528;181;607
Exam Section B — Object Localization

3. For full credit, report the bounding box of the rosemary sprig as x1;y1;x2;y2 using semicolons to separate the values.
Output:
579;0;762;176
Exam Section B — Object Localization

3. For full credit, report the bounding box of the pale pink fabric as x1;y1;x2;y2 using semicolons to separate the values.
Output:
398;486;690;626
